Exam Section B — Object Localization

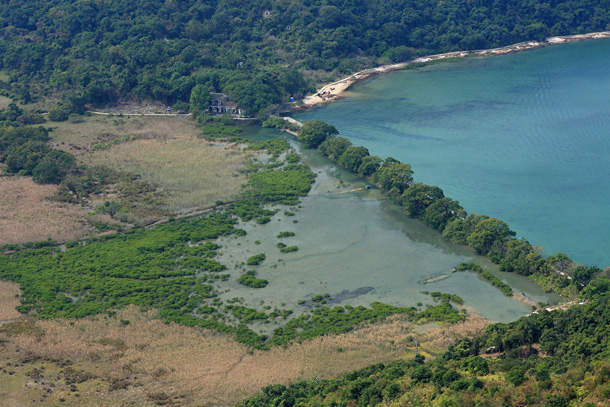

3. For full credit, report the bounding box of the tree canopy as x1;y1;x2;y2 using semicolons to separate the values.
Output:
297;120;339;148
373;158;414;196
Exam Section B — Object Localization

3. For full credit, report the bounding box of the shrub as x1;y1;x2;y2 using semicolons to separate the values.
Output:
507;367;527;386
48;108;69;122
238;270;269;288
256;216;271;224
247;253;266;265
411;366;433;384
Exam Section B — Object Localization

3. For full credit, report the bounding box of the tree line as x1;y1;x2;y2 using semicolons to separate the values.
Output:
298;119;607;296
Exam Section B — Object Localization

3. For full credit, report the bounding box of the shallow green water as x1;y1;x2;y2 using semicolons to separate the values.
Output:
293;38;610;267
216;128;559;327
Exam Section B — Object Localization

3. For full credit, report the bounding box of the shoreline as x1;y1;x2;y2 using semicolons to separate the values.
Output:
299;31;610;108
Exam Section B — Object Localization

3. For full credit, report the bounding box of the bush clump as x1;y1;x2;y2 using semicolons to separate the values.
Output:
238;270;269;288
247;253;266;265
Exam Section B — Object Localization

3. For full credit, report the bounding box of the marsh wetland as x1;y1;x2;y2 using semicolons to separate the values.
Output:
216;128;560;329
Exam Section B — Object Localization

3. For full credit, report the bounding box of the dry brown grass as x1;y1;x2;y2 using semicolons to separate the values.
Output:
0;281;22;323
85;138;247;211
0;176;92;245
46;115;202;153
0;306;488;407
410;316;489;358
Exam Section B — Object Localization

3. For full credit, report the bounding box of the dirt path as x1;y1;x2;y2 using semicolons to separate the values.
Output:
87;110;191;117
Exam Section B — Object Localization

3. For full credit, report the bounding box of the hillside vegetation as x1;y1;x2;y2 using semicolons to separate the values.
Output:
1;0;610;115
239;295;610;407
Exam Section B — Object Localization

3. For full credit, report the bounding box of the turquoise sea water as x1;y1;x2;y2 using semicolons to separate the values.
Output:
293;38;610;267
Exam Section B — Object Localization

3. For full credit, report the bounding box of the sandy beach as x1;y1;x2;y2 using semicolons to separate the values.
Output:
301;31;610;108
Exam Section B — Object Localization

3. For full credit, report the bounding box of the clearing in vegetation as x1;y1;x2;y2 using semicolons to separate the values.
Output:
0;95;11;109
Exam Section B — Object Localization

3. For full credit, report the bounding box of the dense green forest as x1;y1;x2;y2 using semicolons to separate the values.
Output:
1;0;610;115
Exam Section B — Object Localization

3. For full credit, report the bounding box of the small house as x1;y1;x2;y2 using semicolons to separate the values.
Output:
209;93;243;115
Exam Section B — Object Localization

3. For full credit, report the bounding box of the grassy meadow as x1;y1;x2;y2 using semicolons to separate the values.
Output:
86;138;247;211
45;115;195;151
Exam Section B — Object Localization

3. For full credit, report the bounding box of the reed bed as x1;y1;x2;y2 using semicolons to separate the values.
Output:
0;176;91;245
47;115;197;149
0;281;22;322
86;138;248;210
